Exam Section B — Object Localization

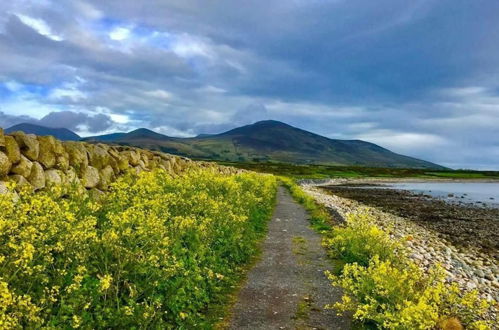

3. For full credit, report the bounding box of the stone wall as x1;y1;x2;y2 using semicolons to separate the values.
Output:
0;128;239;193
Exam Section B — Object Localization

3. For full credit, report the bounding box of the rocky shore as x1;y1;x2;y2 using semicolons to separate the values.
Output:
301;182;498;322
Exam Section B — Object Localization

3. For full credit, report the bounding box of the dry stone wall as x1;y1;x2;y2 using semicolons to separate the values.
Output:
0;128;240;193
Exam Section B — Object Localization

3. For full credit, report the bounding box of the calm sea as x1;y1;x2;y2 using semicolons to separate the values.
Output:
386;182;499;207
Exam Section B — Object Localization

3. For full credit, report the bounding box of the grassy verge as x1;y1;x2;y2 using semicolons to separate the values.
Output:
0;169;277;328
280;178;494;330
219;161;499;180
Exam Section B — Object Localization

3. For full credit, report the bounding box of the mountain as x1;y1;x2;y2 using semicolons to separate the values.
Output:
5;123;80;141
85;120;444;169
82;128;169;142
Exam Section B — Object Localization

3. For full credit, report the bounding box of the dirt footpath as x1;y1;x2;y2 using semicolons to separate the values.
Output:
227;186;351;330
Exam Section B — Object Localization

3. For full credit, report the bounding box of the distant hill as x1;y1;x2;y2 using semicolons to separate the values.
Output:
5;123;80;141
85;120;445;169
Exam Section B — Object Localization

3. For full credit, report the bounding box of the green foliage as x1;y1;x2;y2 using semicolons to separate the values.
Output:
279;176;331;231
328;257;492;329
281;180;493;329
327;215;493;329
0;168;277;328
324;213;403;267
218;161;499;180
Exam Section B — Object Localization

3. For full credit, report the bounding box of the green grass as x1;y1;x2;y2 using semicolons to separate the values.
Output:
217;161;499;180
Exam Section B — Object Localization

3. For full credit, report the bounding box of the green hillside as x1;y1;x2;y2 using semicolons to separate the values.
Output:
84;120;444;169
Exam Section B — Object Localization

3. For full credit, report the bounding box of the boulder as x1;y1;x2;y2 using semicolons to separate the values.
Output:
64;142;89;172
107;156;119;174
28;162;46;190
98;165;115;190
10;174;31;191
0;128;4;147
11;132;40;161
3;136;21;164
53;140;65;155
0;151;11;177
88;144;110;169
123;150;141;166
37;136;57;168
116;155;129;171
45;169;63;186
138;160;147;170
11;155;33;177
161;160;172;173
65;168;79;184
134;165;144;174
81;166;100;189
89;188;105;201
0;181;9;194
55;154;70;170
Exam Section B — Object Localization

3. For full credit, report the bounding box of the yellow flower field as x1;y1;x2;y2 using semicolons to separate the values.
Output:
0;168;276;328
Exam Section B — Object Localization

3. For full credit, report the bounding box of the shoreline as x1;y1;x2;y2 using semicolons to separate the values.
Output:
299;177;499;185
300;183;498;322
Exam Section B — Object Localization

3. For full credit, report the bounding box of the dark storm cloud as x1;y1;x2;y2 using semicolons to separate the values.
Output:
0;0;498;168
0;111;114;133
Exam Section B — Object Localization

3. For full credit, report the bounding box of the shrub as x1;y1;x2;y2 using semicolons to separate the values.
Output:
279;177;331;231
280;181;493;330
328;256;441;329
324;212;404;267
325;213;493;330
0;168;276;328
328;257;492;329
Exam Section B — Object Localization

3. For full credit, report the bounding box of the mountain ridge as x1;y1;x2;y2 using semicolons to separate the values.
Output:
84;120;444;169
3;121;444;169
5;123;81;141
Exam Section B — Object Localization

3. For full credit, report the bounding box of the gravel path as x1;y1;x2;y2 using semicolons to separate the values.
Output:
228;186;351;330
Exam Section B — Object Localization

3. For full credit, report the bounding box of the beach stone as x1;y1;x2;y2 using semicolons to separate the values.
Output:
81;166;100;189
3;136;21;164
11;155;33;177
12;132;40;161
28;162;46;190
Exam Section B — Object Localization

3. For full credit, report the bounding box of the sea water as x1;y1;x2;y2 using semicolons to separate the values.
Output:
386;182;499;207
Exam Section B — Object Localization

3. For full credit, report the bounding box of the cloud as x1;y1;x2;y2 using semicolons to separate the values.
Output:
0;0;498;168
0;110;115;133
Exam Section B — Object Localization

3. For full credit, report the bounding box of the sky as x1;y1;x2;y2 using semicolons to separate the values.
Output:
0;0;498;169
